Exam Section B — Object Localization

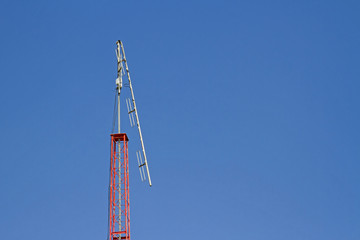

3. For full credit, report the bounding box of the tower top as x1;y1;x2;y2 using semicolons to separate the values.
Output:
111;133;129;142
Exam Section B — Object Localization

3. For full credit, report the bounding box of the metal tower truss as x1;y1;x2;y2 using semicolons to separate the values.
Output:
109;133;130;240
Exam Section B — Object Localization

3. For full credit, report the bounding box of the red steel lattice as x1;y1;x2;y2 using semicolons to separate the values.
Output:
109;133;130;240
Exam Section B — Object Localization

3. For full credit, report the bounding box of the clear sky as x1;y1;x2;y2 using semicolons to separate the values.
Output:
0;0;359;239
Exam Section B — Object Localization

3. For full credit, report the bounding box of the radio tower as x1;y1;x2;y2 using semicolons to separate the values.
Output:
108;40;152;240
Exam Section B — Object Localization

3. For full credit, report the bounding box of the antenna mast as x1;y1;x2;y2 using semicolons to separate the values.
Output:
108;40;152;240
115;41;123;133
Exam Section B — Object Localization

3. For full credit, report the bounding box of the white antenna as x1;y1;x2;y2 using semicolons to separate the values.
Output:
116;40;152;187
115;41;124;133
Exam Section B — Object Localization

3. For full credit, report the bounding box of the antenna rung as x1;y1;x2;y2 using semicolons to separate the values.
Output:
126;98;136;127
136;151;146;181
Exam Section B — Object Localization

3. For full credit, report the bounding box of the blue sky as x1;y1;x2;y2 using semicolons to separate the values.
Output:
0;0;359;239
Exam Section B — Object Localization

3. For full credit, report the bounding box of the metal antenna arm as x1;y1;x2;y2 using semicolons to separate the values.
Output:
120;41;152;187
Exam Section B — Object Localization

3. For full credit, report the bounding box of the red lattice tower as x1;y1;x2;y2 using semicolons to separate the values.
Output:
109;133;130;240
